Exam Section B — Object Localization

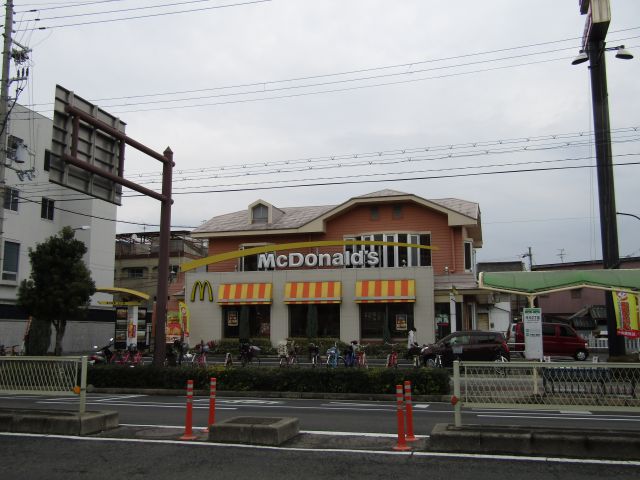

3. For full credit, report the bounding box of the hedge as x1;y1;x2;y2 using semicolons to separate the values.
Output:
88;365;450;396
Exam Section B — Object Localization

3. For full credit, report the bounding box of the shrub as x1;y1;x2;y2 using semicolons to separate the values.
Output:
88;365;450;395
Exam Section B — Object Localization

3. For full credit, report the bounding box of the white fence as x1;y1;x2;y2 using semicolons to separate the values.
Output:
0;356;88;414
451;360;640;427
583;333;640;353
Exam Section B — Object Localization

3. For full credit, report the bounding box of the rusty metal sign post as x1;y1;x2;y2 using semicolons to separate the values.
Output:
50;86;173;367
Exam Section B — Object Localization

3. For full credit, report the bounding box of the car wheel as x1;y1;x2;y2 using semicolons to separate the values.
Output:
574;350;588;361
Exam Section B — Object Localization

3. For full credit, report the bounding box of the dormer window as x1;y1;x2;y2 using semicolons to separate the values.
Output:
252;204;269;223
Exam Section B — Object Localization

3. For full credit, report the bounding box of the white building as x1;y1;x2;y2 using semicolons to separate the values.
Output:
1;104;116;352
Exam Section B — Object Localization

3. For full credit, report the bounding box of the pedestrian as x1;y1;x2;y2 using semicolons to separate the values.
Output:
407;327;420;358
407;327;417;349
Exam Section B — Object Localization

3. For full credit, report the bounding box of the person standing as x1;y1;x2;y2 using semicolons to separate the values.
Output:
408;327;417;349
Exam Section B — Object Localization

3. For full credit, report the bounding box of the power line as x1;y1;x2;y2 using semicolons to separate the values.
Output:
13;131;640;202
20;29;640;110
123;126;640;181
23;0;228;20
14;159;640;229
15;0;272;30
18;1;126;13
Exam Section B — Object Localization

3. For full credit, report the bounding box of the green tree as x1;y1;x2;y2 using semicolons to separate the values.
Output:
18;227;96;355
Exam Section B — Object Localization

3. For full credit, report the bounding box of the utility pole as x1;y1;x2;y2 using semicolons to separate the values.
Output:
557;249;567;263
576;0;625;356
0;1;14;264
522;247;533;271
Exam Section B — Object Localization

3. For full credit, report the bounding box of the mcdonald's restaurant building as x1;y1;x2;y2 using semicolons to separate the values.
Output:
185;190;485;346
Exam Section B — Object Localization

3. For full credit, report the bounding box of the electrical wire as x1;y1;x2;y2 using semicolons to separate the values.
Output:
13;159;640;229
23;0;225;20
15;0;272;31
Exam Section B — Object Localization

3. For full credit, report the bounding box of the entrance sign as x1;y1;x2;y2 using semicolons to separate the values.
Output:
522;307;543;361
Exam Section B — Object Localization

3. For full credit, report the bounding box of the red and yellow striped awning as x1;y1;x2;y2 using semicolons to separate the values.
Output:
217;283;272;305
355;280;416;303
284;281;342;304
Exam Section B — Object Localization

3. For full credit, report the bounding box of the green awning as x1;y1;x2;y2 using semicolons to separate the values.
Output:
478;269;640;296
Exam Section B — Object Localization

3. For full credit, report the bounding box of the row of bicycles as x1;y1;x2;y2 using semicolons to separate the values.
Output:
88;338;437;369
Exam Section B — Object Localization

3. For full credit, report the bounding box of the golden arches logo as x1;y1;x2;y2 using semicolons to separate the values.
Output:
181;240;436;273
191;280;214;302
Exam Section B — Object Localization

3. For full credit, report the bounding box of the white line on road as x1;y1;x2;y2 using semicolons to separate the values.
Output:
1;432;638;466
477;414;640;422
119;423;407;438
37;400;238;410
94;395;147;402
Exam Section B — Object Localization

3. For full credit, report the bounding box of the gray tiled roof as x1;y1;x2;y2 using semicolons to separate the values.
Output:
193;190;479;234
194;205;335;233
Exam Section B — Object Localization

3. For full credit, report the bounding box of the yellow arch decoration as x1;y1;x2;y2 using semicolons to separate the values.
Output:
96;286;150;300
181;240;437;272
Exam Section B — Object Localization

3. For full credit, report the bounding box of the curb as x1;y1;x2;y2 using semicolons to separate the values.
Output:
89;387;449;403
428;423;640;460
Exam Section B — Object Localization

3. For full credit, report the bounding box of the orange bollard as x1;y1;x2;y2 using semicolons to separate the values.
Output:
393;384;411;451
203;377;216;433
179;379;198;440
403;380;417;441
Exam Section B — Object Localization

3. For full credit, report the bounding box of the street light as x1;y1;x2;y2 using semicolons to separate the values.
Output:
617;212;640;223
573;2;635;357
72;225;90;231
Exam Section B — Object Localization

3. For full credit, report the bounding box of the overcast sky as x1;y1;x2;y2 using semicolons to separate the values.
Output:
13;0;640;266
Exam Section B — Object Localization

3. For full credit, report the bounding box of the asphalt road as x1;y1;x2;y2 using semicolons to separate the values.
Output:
1;393;639;434
2;393;640;478
1;433;638;480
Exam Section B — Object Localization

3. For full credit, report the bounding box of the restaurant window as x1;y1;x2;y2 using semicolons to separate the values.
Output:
392;204;403;219
360;303;414;340
239;244;274;271
288;304;340;338
223;306;271;339
370;206;379;220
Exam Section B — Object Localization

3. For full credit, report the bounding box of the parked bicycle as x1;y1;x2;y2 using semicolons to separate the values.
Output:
308;342;321;367
118;344;143;366
0;344;20;356
192;342;209;367
278;340;298;367
355;343;369;368
224;351;233;367
326;342;344;368
425;353;443;368
239;341;261;367
385;342;399;368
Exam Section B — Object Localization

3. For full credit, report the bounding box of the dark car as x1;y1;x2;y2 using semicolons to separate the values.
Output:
511;322;589;361
421;330;510;367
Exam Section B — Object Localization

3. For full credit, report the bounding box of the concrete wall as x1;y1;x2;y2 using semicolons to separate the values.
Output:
0;105;116;308
0;319;114;354
186;266;435;346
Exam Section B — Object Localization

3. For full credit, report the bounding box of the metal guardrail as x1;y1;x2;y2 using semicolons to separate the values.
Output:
452;360;640;427
0;356;88;414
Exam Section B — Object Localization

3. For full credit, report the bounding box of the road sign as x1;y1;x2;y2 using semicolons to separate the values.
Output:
49;85;126;205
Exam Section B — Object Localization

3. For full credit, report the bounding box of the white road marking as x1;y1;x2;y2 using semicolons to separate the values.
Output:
478;414;640;422
36;400;238;410
94;395;147;402
1;432;638;466
413;404;431;409
119;424;409;438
